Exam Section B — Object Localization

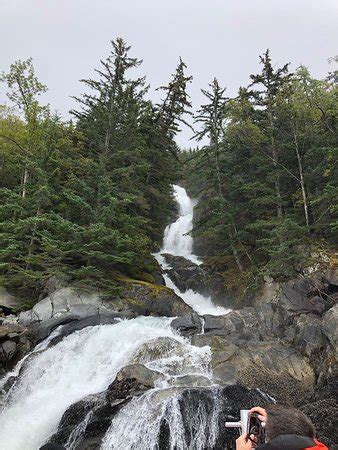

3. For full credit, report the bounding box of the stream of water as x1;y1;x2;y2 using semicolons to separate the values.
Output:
154;185;230;316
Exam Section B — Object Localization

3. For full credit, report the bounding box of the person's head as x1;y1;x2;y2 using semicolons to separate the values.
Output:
265;404;315;441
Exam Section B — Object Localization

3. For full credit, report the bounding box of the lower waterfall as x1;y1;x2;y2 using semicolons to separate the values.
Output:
101;388;223;450
0;318;211;450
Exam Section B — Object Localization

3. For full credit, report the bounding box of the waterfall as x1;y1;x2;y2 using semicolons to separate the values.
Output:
163;274;230;316
101;387;224;450
0;317;210;450
161;185;200;264
155;185;230;316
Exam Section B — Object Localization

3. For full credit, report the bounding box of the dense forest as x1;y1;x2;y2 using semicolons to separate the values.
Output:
0;39;337;305
185;52;337;287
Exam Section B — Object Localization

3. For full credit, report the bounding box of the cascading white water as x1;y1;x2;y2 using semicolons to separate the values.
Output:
164;275;230;316
155;185;230;316
101;387;223;450
0;317;211;450
161;185;201;264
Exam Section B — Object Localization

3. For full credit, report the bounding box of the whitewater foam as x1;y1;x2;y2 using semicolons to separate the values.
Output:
0;317;209;450
155;184;230;316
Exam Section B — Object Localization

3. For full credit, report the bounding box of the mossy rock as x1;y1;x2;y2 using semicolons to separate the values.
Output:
116;276;192;317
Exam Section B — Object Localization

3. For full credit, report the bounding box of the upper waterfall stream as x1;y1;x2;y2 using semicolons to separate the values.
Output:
155;185;230;316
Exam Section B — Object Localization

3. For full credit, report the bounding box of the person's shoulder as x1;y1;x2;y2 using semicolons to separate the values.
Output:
257;434;316;449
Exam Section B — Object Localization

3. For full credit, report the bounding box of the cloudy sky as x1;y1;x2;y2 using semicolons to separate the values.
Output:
1;0;337;147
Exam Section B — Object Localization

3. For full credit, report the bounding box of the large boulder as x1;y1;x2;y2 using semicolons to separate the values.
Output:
163;254;207;293
18;280;192;338
132;336;186;365
280;279;329;316
119;279;193;317
18;287;114;327
162;254;249;308
46;314;121;346
191;331;315;405
284;313;326;359
106;364;164;403
171;312;203;336
49;364;165;449
131;336;208;377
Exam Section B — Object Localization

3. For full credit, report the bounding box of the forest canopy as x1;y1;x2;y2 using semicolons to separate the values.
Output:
0;40;337;305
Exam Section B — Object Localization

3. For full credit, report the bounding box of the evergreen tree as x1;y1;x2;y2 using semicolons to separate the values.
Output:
249;49;293;218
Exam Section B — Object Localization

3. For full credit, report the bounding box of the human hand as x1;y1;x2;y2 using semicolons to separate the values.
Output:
249;406;267;425
236;433;253;450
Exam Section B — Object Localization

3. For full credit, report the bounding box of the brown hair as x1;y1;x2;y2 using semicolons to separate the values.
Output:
265;404;315;440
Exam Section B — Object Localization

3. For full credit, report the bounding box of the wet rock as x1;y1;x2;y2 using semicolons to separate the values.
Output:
49;364;164;449
170;374;212;387
131;337;206;376
107;364;164;403
49;392;108;448
162;254;248;308
120;280;193;316
132;336;186;364
163;254;207;293
50;382;268;450
0;340;17;362
171;312;203;336
158;385;268;450
46;314;120;346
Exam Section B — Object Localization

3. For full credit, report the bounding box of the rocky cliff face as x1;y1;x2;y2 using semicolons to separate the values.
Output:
168;262;338;446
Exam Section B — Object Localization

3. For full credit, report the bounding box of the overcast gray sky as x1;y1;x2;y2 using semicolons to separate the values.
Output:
1;0;337;147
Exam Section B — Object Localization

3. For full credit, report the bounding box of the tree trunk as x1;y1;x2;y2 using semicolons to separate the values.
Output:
293;129;310;230
269;111;283;218
22;167;29;198
231;241;243;272
214;149;223;198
